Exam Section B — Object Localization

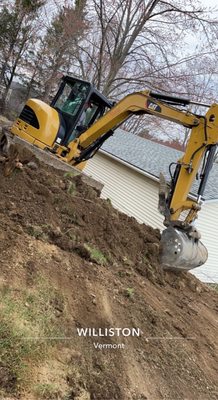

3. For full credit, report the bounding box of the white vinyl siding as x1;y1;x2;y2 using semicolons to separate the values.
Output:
84;152;218;283
194;203;218;283
85;152;164;230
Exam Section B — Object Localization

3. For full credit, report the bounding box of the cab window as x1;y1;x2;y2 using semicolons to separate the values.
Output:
67;98;108;144
54;81;90;117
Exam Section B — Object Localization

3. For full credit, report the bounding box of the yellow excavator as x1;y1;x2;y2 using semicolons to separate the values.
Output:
1;75;218;272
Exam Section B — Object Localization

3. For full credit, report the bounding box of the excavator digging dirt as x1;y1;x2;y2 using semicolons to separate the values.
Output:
2;75;218;272
158;172;209;271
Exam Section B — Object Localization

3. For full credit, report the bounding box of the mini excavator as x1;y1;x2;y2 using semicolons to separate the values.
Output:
1;75;218;272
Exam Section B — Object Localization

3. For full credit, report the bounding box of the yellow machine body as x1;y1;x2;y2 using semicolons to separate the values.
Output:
11;99;60;149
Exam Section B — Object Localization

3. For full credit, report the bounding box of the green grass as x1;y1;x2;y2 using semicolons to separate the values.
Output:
125;287;135;298
0;280;65;395
26;224;49;240
33;383;61;399
84;244;107;265
0;319;34;393
67;181;76;195
63;172;77;195
106;198;112;206
63;171;77;179
208;283;218;292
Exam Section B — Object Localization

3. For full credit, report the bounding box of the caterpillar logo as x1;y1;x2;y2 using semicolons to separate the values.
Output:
147;100;161;112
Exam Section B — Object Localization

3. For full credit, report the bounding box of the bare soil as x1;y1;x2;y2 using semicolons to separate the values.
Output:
0;148;217;400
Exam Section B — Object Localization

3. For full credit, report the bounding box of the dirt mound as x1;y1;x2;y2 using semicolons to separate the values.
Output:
0;156;218;400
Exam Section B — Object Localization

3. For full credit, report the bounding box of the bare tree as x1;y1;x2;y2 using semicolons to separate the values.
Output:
69;0;218;144
0;0;45;111
75;0;218;100
29;1;88;102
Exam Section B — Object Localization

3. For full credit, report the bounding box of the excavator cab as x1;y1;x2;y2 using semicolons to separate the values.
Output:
50;76;113;146
10;75;112;151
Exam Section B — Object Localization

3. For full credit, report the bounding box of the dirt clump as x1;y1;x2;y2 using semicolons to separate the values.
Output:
0;152;217;400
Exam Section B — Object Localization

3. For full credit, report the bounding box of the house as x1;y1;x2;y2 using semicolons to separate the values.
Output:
84;129;218;283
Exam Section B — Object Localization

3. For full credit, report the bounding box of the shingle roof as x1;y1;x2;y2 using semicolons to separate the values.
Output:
101;128;218;201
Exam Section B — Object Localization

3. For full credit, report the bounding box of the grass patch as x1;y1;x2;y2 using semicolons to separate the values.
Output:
27;225;44;239
84;244;107;265
63;172;77;195
106;198;112;206
125;287;135;298
208;283;218;292
33;383;61;399
63;171;77;179
26;224;49;240
0;280;65;395
67;181;76;195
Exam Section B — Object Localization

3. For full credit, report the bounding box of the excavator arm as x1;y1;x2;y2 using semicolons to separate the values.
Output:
64;90;218;271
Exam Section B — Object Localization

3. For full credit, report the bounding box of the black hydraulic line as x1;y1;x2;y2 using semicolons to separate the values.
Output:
73;130;114;164
197;145;217;197
190;144;206;166
166;163;181;206
150;92;190;106
73;112;133;164
150;92;210;108
169;162;178;180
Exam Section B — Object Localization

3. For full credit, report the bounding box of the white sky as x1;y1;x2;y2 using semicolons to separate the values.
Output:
201;0;217;6
200;0;218;12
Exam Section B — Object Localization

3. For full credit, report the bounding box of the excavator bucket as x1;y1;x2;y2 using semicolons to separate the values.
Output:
160;226;208;271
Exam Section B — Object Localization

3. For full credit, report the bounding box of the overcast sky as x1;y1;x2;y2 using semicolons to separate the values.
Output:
200;0;218;12
202;0;218;6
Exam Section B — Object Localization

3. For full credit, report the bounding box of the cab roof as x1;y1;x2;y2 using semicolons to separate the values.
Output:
62;75;113;108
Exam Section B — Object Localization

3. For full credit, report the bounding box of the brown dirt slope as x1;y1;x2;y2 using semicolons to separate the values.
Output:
0;153;217;400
